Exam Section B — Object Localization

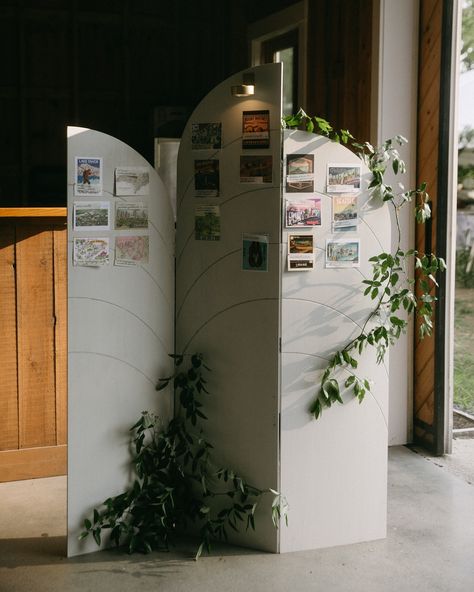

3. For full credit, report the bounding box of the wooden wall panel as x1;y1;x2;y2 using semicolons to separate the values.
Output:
54;227;67;445
0;226;19;451
0;213;67;480
414;0;443;450
0;0;300;206
24;13;69;89
16;226;57;449
306;0;373;142
414;0;454;454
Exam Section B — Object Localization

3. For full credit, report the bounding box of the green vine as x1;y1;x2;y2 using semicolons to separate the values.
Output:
79;354;287;559
282;109;446;419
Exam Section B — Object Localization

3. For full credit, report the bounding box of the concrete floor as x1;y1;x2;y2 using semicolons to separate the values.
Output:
0;446;473;592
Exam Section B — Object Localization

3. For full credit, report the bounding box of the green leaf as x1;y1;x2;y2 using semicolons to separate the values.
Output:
310;397;322;419
93;529;101;546
345;375;356;387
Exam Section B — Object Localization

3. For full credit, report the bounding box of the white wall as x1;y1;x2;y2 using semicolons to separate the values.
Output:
67;127;175;557
376;0;420;445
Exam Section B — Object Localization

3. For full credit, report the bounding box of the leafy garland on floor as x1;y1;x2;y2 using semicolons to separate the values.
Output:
282;109;446;420
80;354;287;559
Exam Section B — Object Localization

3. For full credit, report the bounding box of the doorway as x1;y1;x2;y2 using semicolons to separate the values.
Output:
454;0;474;439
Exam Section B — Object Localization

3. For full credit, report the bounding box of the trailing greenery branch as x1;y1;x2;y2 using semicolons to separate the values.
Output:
79;353;288;559
282;110;446;420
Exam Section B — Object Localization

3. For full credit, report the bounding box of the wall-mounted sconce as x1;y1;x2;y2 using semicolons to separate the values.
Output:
231;72;255;97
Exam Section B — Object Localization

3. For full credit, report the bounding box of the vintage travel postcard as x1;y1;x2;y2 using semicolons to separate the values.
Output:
332;194;358;230
191;122;222;150
287;234;314;271
195;205;220;241
115;166;150;196
73;237;109;266
286;197;322;227
286;153;314;193
327;164;361;193
325;238;360;268
73;201;110;231
242;110;270;149
115;202;148;229
194;159;220;196
114;235;149;266
75;157;103;196
240;155;272;183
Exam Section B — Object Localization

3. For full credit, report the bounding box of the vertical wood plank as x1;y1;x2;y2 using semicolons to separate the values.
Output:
306;0;372;141
16;225;56;448
53;227;67;445
0;225;19;451
414;0;443;452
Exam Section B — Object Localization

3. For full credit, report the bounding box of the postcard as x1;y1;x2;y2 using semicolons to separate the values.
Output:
73;201;110;231
242;110;270;149
288;234;314;254
288;258;314;271
287;234;314;271
115;166;149;196
286;154;314;192
327;164;361;193
325;238;360;268
115;201;148;229
194;159;220;197
195;205;220;241
242;233;268;272
286;197;322;228
75;157;102;196
73;237;109;266
332;194;358;230
240;155;272;183
114;236;149;266
191;122;222;150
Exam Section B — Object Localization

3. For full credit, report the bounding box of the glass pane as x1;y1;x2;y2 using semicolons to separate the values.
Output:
275;47;294;115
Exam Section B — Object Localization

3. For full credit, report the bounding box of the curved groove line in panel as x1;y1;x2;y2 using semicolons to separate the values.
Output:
139;266;174;310
283;300;389;380
282;350;389;429
176;230;194;267
358;216;386;253
70;297;172;353
281;350;329;362
181;297;279;353
177;229;280;270
67;248;173;310
220;185;279;208
148;219;175;259
177;176;194;211
176;249;240;317
177;129;282;211
176;190;280;265
282;297;364;330
69;351;156;386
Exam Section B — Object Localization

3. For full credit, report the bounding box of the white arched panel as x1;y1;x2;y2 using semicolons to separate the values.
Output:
280;130;390;551
67;127;174;557
176;64;283;553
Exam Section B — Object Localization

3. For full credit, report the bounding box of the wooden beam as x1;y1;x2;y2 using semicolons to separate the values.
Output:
0;207;67;218
0;445;66;482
